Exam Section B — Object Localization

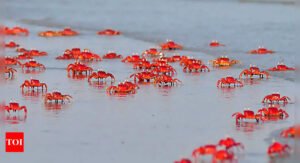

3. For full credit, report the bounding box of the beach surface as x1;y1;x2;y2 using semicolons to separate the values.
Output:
0;0;299;162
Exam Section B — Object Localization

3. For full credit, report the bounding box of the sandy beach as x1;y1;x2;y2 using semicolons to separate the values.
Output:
0;0;299;162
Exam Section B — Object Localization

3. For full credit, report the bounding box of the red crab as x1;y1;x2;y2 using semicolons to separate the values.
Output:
21;59;46;70
45;91;72;103
218;137;244;150
24;49;48;57
4;56;22;66
152;65;177;76
213;150;235;162
58;27;79;36
257;106;289;119
280;125;300;138
130;71;158;82
268;63;295;71
210;56;240;67
192;144;217;159
122;54;146;63
268;141;291;157
76;49;102;61
67;62;93;77
5;41;19;48
160;40;183;50
20;79;48;91
249;46;274;54
38;30;60;37
142;48;163;57
3;102;27;115
217;76;243;88
15;53;33;60
154;75;181;86
97;29;121;35
232;109;261;123
56;50;74;60
88;70;115;82
106;81;138;95
4;67;17;79
4;26;29;36
262;93;291;104
174;158;192;163
168;55;184;62
133;60;155;70
209;40;225;47
103;51;123;59
16;47;28;52
239;65;269;79
180;58;202;67
183;63;210;72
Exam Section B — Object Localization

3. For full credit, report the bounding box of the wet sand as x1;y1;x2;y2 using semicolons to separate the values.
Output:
0;0;298;162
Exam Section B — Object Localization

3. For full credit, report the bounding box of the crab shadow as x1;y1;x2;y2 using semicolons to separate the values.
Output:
44;102;72;111
22;69;45;74
88;80;114;89
235;121;263;133
4;114;27;124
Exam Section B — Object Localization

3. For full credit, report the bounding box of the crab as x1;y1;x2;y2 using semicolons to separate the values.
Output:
268;63;295;71
15;53;33;60
97;29;121;35
213;150;235;162
4;56;22;66
4;67;17;79
133;60;155;70
217;76;243;88
152;65;177;76
5;41;19;48
103;51;123;59
4;26;29;36
38;30;60;37
268;141;291;157
67;62;93;77
3;102;27;115
58;27;79;36
257;106;289;119
154;75;181;86
88;70;115;82
209;40;225;47
280;125;300;138
107;81;139;95
76;49;102;61
45;91;72;103
192;144;217;159
56;50;74;60
168;55;184;62
174;159;192;163
249;46;274;54
210;56;240;67
142;48;163;57
23;49;48;57
16;47;28;52
130;71;158;82
218;137;244;150
262;93;291;104
232;109;261;123
180;58;202;67
21;59;46;70
20;79;48;91
239;65;269;79
122;54;146;63
160;40;183;50
183;63;210;72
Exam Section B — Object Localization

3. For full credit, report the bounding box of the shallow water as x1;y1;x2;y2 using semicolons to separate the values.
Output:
0;0;299;162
